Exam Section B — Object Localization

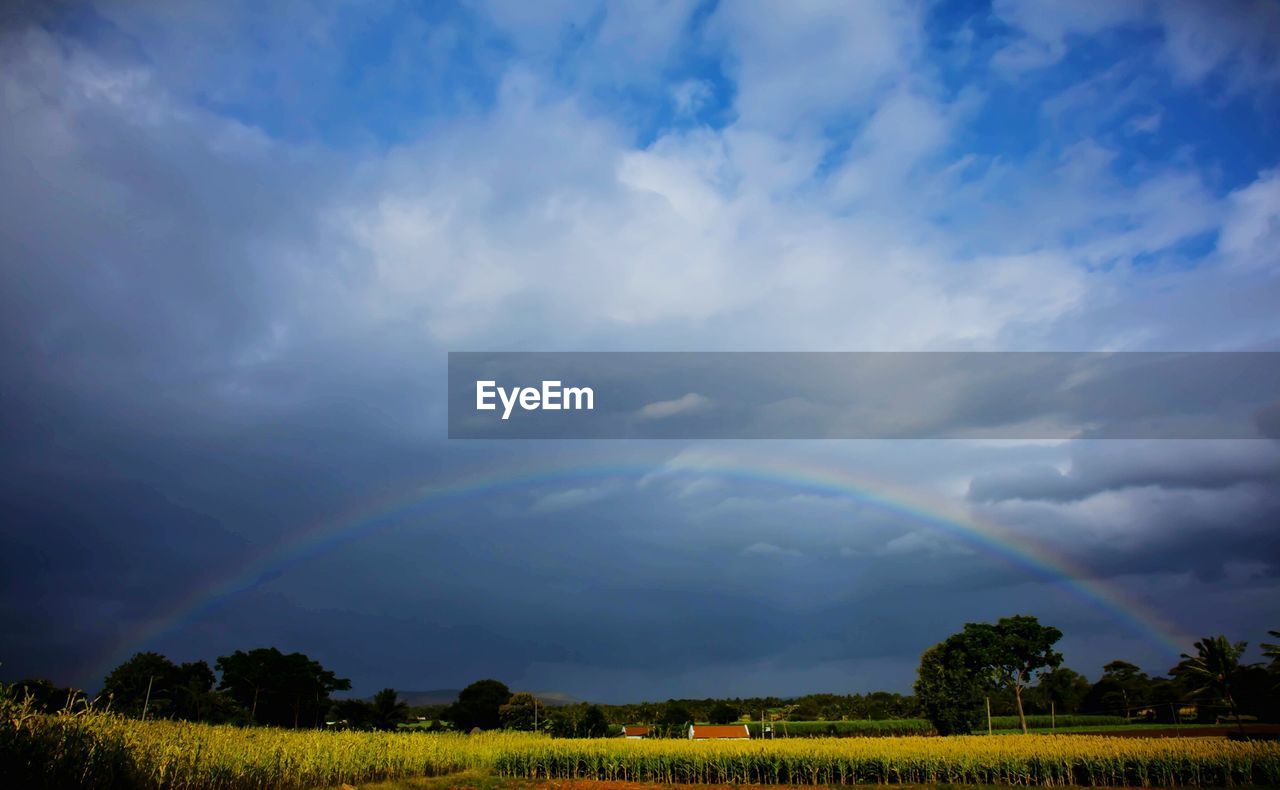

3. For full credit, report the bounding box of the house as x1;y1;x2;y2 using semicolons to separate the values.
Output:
688;724;750;740
622;725;651;739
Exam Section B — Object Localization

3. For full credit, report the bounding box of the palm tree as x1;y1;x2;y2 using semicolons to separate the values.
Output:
1173;636;1248;734
1262;630;1280;690
1262;631;1279;667
369;688;410;731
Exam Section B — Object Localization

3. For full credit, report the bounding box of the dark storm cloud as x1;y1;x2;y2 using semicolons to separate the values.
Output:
969;441;1280;503
967;440;1280;584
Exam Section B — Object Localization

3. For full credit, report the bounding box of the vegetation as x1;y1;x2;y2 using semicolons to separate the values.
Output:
990;714;1128;729
444;679;511;732
6;620;1280;787
915;615;1063;735
214;648;350;729
102;652;233;723
1173;635;1249;733
5;703;1278;789
746;719;932;737
914;636;987;735
740;716;1128;737
487;733;1280;786
332;688;411;731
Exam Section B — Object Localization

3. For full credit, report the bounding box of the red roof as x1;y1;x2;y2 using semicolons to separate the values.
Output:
623;725;651;736
690;724;750;739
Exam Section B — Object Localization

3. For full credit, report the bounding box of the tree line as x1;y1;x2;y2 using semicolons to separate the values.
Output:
914;615;1280;734
7;620;1277;734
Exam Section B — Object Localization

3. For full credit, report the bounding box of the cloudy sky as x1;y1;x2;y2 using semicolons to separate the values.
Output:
2;0;1279;702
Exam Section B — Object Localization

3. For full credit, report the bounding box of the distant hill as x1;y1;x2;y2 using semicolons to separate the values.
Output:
396;689;581;707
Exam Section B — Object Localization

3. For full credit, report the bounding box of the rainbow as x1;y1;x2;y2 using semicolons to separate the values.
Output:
93;450;1190;679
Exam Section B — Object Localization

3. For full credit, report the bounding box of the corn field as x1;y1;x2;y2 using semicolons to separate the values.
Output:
4;710;1280;788
490;734;1280;786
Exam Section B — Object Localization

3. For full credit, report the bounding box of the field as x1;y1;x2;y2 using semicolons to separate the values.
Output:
6;712;1280;789
743;715;1129;737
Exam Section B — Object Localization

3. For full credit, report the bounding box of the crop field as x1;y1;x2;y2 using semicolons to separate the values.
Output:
6;712;1280;789
743;715;1129;737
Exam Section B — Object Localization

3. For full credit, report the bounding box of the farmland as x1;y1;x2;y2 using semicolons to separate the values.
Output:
741;715;1130;737
6;712;1280;789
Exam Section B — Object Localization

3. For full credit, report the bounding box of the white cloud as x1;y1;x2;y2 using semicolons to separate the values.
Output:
637;393;712;420
1155;1;1280;90
1218;170;1280;272
990;0;1147;72
879;530;971;557
708;1;921;131
530;485;617;513
742;541;801;557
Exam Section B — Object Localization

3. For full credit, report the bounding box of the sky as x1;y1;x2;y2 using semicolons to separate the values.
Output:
1;0;1279;703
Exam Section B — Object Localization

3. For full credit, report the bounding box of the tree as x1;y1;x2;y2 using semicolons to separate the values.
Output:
102;653;220;721
659;703;692;737
330;698;371;729
967;615;1064;733
1031;667;1090;715
1172;635;1249;733
581;704;609;737
499;692;540;731
215;648;350;728
1263;630;1280;673
914;638;989;735
445;679;511;732
1084;660;1151;717
707;702;739;724
544;705;580;737
915;615;1062;735
102;652;179;718
369;688;410;730
7;679;85;713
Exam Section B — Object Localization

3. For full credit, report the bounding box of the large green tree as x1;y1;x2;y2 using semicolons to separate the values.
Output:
215;648;350;728
499;692;539;731
967;615;1064;733
915;615;1063;735
445;679;511;731
914;638;989;735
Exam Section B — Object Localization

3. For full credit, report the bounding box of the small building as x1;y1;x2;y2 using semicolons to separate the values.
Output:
689;724;750;740
622;725;651;739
